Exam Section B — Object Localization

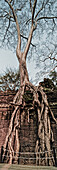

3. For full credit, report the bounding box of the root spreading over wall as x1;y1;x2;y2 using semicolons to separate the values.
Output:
1;83;57;165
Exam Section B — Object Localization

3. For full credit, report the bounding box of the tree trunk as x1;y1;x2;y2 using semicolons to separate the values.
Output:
19;56;29;86
1;54;57;166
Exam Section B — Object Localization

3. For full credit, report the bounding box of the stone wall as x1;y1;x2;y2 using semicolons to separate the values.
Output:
40;78;57;161
0;90;16;154
0;79;57;164
19;106;38;165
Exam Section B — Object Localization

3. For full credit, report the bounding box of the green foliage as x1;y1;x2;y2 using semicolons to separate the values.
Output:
0;69;57;92
49;71;57;86
0;68;20;91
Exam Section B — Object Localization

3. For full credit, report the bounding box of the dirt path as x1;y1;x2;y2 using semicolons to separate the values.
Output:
1;164;10;170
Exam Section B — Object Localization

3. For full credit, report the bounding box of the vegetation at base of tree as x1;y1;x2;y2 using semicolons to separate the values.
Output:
49;71;57;87
40;77;57;90
0;69;20;91
0;69;57;92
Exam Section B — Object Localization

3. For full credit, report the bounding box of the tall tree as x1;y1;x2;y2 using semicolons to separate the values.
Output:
0;0;57;165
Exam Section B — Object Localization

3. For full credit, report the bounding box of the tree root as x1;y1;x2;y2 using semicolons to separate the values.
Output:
1;83;57;165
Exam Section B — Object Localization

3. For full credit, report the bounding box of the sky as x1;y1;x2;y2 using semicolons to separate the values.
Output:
0;47;44;86
0;48;19;74
0;48;37;84
0;48;56;85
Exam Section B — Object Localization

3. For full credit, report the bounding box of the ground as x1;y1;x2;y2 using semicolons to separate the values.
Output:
0;164;57;170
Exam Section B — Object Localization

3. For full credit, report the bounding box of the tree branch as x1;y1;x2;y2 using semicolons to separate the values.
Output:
23;25;34;59
49;55;57;62
2;18;10;42
50;65;57;72
22;0;37;59
20;33;36;47
42;53;57;72
36;16;57;22
35;0;50;19
35;2;45;19
30;0;32;13
32;0;37;23
5;0;21;51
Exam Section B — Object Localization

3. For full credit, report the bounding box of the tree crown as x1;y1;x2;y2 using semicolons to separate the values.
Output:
0;0;57;84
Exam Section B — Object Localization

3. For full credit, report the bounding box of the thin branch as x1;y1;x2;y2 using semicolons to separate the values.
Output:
36;16;57;22
23;25;34;59
5;0;21;51
0;9;10;18
41;52;57;63
43;54;57;72
20;33;36;47
49;55;57;71
26;18;31;24
50;65;57;72
8;29;36;47
35;2;45;19
2;18;10;42
22;0;37;59
32;0;37;23
29;0;32;13
0;14;8;18
35;0;50;19
15;8;22;12
6;16;15;22
49;55;57;62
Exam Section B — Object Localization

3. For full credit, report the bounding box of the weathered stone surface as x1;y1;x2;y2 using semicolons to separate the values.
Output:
0;79;57;164
0;90;15;155
40;78;57;162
